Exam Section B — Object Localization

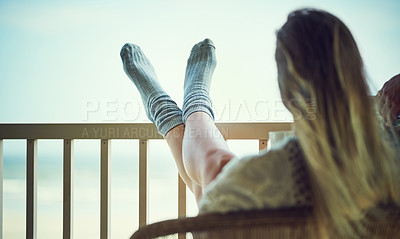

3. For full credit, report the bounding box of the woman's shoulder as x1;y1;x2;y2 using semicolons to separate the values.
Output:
198;137;312;214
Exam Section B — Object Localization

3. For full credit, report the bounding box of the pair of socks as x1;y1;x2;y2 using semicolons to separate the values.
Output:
120;39;216;136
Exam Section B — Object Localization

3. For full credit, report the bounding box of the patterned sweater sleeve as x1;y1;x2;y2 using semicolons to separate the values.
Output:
198;138;312;215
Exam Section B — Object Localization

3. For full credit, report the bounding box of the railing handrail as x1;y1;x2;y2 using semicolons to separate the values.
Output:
0;122;292;139
0;122;293;239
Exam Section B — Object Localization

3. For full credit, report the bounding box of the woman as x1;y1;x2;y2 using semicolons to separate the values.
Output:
274;9;400;237
120;9;399;238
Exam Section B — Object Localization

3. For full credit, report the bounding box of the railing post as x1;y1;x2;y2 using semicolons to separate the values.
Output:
100;139;111;239
63;139;74;239
0;139;3;238
178;174;187;239
26;139;38;239
139;139;148;228
178;174;186;218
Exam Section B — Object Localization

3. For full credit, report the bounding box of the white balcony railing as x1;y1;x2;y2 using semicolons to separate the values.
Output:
0;122;292;239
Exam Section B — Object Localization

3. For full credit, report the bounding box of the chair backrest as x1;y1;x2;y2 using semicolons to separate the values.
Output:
130;207;400;239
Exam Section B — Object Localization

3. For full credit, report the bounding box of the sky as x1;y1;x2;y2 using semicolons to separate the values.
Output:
0;0;399;123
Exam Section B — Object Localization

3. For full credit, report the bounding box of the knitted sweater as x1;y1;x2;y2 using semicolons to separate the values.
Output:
198;124;400;214
198;137;313;214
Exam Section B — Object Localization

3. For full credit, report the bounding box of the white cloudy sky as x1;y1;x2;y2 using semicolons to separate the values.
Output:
0;0;399;123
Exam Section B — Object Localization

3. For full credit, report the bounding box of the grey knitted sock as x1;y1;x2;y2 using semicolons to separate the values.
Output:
182;39;217;122
120;43;183;136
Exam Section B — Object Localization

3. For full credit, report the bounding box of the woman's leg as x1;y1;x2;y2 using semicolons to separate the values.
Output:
165;125;203;200
183;112;235;188
121;39;235;201
181;39;236;190
164;113;235;201
120;43;202;199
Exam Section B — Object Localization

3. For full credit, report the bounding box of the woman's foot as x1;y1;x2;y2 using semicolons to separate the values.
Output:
120;43;183;136
182;39;217;123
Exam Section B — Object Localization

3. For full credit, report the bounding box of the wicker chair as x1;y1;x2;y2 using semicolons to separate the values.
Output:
130;207;400;239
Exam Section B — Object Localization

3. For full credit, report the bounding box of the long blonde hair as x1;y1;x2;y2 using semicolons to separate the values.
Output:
275;9;400;238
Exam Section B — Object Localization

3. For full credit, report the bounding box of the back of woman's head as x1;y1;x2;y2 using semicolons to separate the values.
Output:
275;8;400;238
